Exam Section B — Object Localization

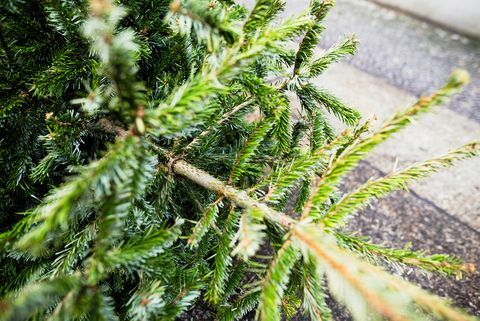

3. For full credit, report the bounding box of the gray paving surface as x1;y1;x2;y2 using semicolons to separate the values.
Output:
314;62;480;230
319;0;480;124
342;162;480;316
371;0;480;39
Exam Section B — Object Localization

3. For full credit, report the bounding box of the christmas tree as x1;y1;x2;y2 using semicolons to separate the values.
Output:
0;0;478;320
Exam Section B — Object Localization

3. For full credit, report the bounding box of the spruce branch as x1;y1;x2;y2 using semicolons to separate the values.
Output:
127;281;166;321
257;239;298;321
229;119;272;184
171;158;476;320
301;260;332;321
335;232;475;278
243;0;286;35
260;128;352;205
262;151;326;204
83;0;141;115
294;22;326;73
311;0;335;22
0;275;81;321
222;261;247;300
231;206;267;260
146;9;310;138
293;0;335;73
294;177;314;213
308;35;358;77
310;110;335;150
301;69;470;220
183;98;254;153
218;291;261;321
323;142;480;228
102;219;184;272
2;0;479;320
46;287;87;321
252;10;312;48
167;0;239;47
206;207;240;304
188;197;223;248
171;159;295;228
292;224;477;321
0;261;49;298
51;222;97;276
87;287;119;321
12;136;145;256
297;83;360;126
146;70;225;137
161;269;204;321
270;99;293;154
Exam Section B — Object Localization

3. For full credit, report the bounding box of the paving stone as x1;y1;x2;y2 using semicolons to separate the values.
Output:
313;62;480;230
343;162;480;316
371;0;480;41
319;0;480;124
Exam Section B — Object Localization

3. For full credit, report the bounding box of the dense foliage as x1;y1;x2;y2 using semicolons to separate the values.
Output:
0;0;478;320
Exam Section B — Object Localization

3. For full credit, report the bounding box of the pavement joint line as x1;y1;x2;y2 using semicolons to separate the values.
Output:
361;160;480;237
312;44;424;109
312;60;480;229
367;0;480;41
321;54;469;114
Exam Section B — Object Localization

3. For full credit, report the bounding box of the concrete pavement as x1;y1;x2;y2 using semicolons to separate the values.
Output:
314;62;480;230
371;0;480;39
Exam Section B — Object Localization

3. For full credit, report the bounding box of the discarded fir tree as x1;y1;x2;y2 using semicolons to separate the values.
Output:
0;0;478;320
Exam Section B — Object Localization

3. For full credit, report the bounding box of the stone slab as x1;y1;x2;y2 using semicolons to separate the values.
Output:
314;62;480;230
341;162;480;316
371;0;480;39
